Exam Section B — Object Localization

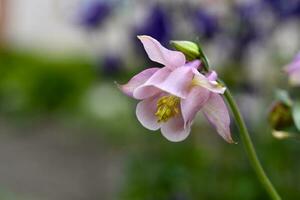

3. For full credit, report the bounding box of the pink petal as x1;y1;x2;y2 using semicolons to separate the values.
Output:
289;70;300;86
284;60;300;74
192;72;226;94
202;93;234;143
133;67;172;100
152;66;194;98
284;52;300;74
160;115;191;142
136;94;162;131
118;68;160;97
183;59;201;69
283;53;300;86
138;35;186;69
181;87;210;128
207;71;218;81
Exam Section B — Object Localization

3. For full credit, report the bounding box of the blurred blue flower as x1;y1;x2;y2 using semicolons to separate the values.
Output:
264;0;300;19
192;9;219;39
134;5;171;45
78;0;113;30
230;2;268;59
235;3;261;43
100;54;122;76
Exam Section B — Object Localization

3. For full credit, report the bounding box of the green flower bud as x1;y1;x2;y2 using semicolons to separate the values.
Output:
170;40;200;61
268;101;293;130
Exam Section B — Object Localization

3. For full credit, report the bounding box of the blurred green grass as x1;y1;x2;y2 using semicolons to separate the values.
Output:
0;48;95;115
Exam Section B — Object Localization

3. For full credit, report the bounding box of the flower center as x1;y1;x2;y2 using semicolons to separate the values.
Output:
155;95;180;123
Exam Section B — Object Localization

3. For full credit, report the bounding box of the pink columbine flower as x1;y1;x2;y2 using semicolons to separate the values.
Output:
119;35;233;143
284;52;300;86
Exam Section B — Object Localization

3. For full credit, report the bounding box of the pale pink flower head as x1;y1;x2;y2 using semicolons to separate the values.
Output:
119;35;233;143
284;52;300;86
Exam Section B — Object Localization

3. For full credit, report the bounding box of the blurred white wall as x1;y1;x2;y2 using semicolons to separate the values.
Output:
5;0;91;53
3;0;154;56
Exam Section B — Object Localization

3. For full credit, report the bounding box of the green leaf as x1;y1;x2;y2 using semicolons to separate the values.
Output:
292;101;300;131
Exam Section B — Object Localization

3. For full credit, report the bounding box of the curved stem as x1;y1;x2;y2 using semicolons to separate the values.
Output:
197;48;281;199
223;88;281;200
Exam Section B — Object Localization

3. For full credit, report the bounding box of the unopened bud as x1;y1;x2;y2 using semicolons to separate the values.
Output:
268;101;293;130
170;40;199;61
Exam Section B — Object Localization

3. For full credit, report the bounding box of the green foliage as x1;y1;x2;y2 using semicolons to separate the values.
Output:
0;49;95;115
120;135;270;200
119;126;300;199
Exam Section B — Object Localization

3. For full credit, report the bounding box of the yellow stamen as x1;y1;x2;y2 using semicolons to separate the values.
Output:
155;95;180;123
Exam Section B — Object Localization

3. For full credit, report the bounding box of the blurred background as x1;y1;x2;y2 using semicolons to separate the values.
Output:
0;0;300;199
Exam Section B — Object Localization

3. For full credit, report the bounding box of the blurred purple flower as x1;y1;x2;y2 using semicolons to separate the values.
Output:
230;2;269;59
101;54;122;75
78;0;112;30
192;9;219;39
235;4;260;44
134;5;171;45
264;0;300;19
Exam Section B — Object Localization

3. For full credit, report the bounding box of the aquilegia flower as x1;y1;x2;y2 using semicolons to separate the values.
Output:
119;35;233;143
284;52;300;86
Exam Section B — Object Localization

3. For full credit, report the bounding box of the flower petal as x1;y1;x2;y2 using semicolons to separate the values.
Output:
283;53;300;86
133;67;172;99
153;66;194;98
183;59;201;69
207;70;218;81
181;86;210;128
202;93;233;143
161;115;191;142
192;71;226;94
289;69;300;86
136;94;162;131
138;35;186;69
284;52;300;74
118;68;160;97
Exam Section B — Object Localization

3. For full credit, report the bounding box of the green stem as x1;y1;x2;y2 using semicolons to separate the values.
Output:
198;53;281;199
223;88;281;200
195;44;282;199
